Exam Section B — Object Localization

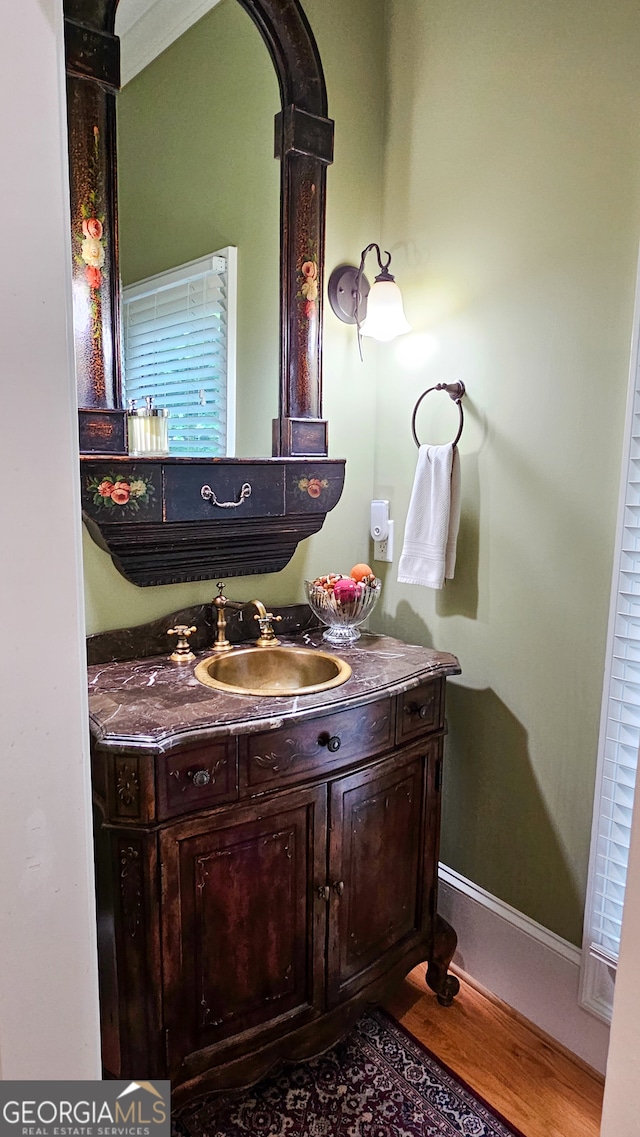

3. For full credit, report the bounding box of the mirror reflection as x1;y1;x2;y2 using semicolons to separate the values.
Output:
115;0;280;457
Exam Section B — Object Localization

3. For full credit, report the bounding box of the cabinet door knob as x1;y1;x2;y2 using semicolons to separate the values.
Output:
190;769;211;788
317;885;330;901
332;880;345;897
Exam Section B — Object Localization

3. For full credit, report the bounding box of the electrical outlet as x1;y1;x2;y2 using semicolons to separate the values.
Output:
373;520;394;562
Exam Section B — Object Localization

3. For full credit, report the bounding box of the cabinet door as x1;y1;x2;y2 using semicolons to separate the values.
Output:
160;785;327;1079
327;747;430;1005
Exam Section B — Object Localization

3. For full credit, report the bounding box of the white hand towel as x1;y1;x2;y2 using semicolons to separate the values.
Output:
398;443;461;589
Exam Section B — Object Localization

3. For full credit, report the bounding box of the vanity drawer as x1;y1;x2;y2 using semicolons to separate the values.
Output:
164;463;285;521
241;699;394;793
157;740;238;819
396;679;444;743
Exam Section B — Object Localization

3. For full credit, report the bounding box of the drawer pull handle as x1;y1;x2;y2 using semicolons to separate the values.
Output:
318;733;341;753
201;482;252;508
406;702;431;720
332;880;345;897
190;770;211;788
317;885;330;901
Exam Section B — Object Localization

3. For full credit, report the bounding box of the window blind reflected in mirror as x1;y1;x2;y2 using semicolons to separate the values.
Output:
122;247;237;457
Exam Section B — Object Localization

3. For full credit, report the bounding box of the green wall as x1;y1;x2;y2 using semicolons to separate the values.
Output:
84;0;640;949
373;0;640;944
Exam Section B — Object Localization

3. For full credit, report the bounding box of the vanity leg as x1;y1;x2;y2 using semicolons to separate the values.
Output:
426;913;460;1006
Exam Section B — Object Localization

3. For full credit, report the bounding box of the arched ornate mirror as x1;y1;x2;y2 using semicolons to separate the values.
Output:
64;0;345;585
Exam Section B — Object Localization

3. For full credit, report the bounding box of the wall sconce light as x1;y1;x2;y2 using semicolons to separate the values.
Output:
328;243;411;355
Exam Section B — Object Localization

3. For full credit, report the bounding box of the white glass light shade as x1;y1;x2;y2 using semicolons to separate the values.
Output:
359;278;411;341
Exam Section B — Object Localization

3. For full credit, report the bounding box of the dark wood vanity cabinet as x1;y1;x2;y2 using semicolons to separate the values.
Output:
327;747;431;1007
160;784;327;1079
91;673;459;1101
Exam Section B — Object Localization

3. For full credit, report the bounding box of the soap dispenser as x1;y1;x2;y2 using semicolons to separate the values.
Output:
127;395;169;457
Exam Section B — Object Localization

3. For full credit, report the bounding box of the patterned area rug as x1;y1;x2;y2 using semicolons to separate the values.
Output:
172;1008;525;1137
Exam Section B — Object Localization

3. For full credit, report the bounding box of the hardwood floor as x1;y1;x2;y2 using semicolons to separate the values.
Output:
382;965;604;1137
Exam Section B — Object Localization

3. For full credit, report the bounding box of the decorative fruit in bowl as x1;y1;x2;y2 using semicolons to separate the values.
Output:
305;564;381;645
349;563;376;583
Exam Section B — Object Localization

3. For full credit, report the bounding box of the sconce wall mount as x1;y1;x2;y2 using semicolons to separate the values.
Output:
328;264;370;325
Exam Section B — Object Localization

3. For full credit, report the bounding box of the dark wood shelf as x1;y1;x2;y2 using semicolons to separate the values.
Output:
81;456;346;585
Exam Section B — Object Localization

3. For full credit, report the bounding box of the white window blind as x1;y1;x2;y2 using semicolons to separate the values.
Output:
122;247;236;457
581;271;640;1019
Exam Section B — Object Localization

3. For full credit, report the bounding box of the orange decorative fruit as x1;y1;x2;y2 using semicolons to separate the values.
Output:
350;563;374;582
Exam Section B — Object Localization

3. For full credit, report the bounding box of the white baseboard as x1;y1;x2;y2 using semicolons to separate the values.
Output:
438;864;610;1075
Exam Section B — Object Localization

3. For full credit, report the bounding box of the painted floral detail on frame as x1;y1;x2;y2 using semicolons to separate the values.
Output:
298;254;319;319
296;476;328;500
86;473;155;514
75;126;106;345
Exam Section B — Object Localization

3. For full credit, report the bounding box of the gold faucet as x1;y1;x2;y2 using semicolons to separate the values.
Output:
212;582;282;651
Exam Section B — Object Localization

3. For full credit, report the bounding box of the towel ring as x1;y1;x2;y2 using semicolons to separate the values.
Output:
411;380;466;448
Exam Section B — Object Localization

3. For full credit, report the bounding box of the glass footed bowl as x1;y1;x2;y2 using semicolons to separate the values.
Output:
305;577;382;646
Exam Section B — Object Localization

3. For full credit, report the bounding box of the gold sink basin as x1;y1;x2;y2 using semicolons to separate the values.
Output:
194;645;352;697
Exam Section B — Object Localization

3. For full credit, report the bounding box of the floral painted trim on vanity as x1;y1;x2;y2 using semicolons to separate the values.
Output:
86;471;156;514
295;475;329;499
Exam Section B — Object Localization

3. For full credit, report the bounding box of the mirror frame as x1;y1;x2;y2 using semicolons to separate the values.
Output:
64;0;346;586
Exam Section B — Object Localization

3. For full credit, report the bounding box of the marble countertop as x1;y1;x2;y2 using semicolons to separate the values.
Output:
87;631;461;754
